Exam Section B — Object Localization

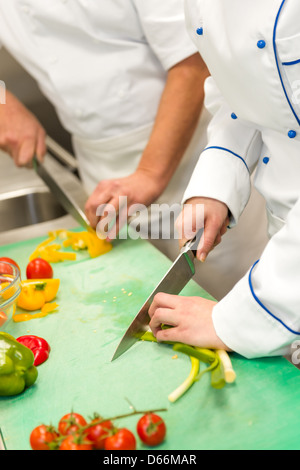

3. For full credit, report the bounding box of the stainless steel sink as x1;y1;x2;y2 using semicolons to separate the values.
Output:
0;187;66;233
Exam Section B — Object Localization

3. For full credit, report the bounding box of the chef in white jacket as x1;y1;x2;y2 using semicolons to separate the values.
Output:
0;1;206;195
149;0;300;359
0;0;268;300
0;0;208;249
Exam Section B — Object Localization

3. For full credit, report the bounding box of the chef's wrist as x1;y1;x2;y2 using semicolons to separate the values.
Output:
134;167;170;195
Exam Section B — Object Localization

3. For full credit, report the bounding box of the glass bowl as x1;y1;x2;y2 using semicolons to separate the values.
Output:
0;261;21;330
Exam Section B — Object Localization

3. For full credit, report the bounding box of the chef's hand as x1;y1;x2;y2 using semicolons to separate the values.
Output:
85;169;164;238
0;91;46;167
176;197;230;262
148;293;230;350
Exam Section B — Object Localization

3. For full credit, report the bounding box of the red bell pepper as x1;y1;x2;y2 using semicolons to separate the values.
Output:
16;335;51;366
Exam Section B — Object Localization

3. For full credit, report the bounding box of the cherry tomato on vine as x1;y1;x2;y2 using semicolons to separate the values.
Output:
104;428;136;450
86;418;114;450
26;258;53;279
30;424;59;450
59;434;93;451
58;412;87;436
137;413;166;447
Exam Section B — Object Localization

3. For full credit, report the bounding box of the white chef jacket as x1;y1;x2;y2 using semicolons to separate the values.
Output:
0;0;206;195
0;0;269;302
183;0;300;358
0;0;196;141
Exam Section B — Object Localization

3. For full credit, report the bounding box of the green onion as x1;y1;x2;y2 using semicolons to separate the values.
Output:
139;332;235;401
215;349;236;384
173;343;217;364
210;361;226;389
168;356;200;403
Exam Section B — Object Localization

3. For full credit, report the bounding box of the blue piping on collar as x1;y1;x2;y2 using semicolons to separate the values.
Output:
249;260;300;336
282;59;300;66
273;0;300;127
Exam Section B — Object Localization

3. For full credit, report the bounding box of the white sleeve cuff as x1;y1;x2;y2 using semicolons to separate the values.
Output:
212;270;296;359
182;147;251;225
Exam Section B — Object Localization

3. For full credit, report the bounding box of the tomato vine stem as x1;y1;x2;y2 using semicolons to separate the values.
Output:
80;407;168;433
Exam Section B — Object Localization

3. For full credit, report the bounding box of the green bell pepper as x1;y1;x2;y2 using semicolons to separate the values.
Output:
0;332;38;396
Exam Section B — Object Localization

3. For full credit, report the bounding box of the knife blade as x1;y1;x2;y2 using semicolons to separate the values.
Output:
33;154;91;231
111;228;204;361
0;428;6;450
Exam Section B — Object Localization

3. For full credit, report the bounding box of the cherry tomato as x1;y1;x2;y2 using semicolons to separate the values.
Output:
30;424;59;450
104;428;136;450
59;434;93;451
58;413;87;436
136;413;166;447
86;418;113;450
26;258;53;279
0;257;20;276
0;311;8;327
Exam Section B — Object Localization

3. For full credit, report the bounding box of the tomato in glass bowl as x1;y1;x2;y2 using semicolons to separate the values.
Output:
0;261;21;329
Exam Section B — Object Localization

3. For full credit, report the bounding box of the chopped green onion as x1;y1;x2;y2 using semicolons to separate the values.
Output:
168;356;200;403
215;349;236;384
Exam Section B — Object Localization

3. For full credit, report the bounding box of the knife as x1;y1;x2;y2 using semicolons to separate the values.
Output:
33;154;91;231
111;228;204;361
0;428;6;450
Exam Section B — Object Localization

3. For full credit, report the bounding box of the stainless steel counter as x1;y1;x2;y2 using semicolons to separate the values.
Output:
0;151;78;246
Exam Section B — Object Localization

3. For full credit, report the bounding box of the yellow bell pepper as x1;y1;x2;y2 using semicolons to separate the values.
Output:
0;277;19;301
58;230;112;258
29;229;112;263
29;235;76;263
13;302;59;323
17;279;60;311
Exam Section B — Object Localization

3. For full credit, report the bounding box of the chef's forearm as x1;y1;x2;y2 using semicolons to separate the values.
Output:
136;53;209;190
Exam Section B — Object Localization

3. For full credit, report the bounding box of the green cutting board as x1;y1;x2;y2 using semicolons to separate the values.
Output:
0;232;300;450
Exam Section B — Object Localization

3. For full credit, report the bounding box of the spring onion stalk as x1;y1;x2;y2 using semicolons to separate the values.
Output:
168;356;200;403
140;331;174;345
174;343;217;364
195;357;219;381
139;333;235;401
140;331;157;342
140;332;201;402
215;349;236;384
210;361;226;389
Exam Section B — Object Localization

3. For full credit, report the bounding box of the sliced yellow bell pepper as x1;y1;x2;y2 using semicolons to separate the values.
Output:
13;302;59;323
29;235;76;263
59;230;112;258
17;279;60;311
0;277;19;301
29;229;112;263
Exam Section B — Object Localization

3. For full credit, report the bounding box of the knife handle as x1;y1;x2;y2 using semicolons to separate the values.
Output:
46;136;78;171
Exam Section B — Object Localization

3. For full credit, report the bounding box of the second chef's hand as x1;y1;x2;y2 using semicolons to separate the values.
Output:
85;169;164;239
0;91;46;167
85;53;209;238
